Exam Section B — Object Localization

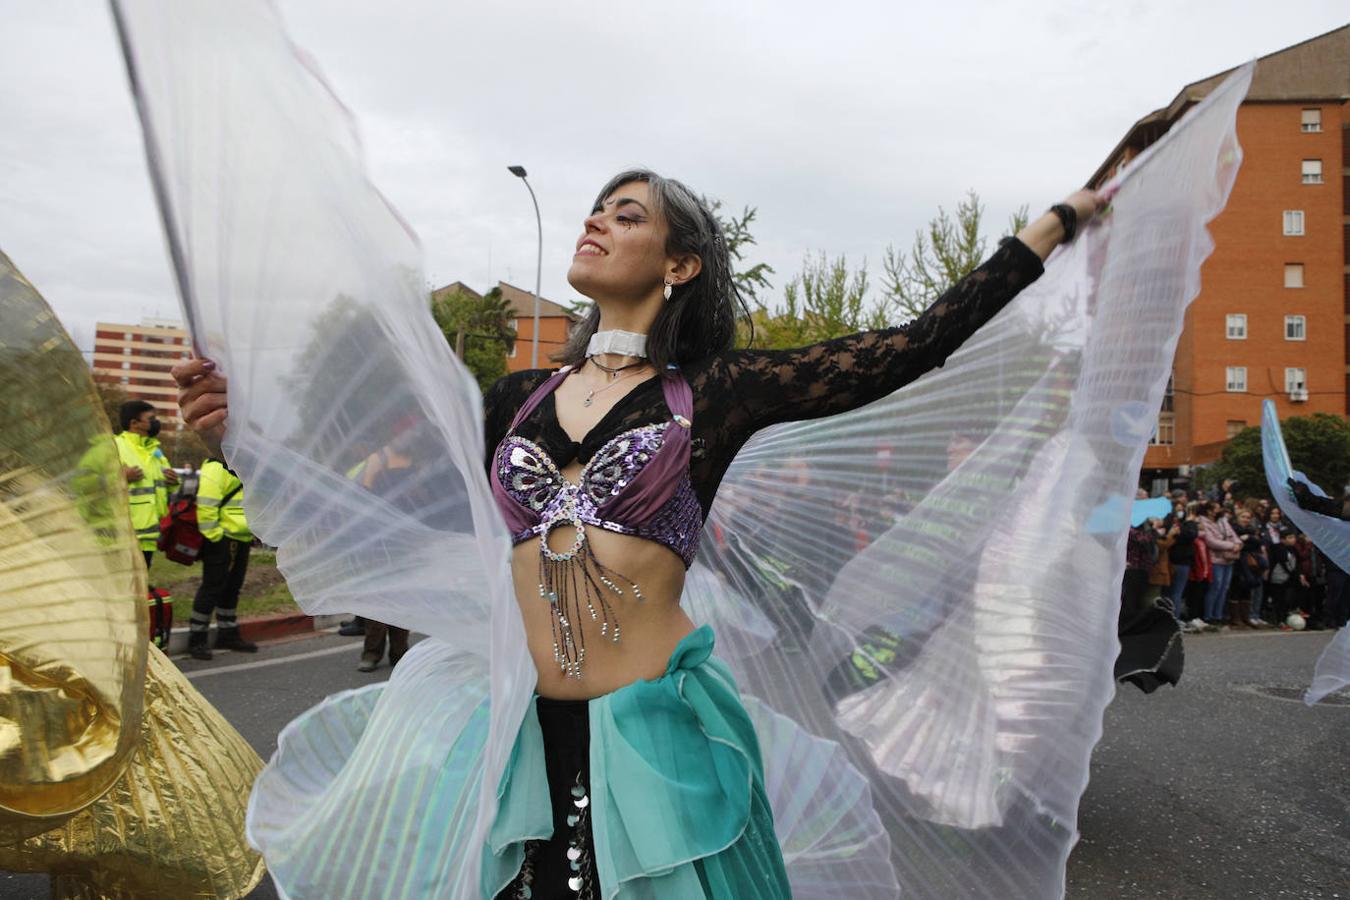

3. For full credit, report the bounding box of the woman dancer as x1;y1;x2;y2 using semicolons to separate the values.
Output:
175;172;1106;897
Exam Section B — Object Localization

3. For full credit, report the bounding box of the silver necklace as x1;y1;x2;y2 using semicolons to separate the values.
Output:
582;363;647;407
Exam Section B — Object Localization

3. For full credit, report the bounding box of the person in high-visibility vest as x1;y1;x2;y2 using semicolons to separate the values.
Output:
114;400;177;569
71;433;121;543
189;457;258;660
150;438;174;519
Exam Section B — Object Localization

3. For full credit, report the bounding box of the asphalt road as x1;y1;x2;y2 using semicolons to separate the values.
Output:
3;629;1346;899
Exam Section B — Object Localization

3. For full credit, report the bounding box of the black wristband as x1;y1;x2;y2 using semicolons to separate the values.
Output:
1049;203;1077;244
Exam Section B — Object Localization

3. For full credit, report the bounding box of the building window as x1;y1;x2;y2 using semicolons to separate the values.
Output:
1226;420;1247;439
1283;210;1305;235
1285;368;1307;392
1226;367;1247;392
120;375;130;384
507;340;517;359
121;361;131;369
1301;160;1323;184
1301;108;1322;132
1161;373;1174;412
1284;263;1304;288
1151;414;1175;446
1285;315;1306;340
1225;314;1247;339
123;332;132;341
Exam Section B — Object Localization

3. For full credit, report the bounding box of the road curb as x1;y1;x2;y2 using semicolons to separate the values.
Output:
164;612;345;653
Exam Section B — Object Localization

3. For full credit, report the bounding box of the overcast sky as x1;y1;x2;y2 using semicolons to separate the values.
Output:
2;2;1346;351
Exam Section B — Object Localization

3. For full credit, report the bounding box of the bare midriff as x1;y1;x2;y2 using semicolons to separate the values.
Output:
512;460;694;700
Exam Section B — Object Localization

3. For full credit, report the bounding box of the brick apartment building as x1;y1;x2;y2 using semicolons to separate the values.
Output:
431;280;578;373
91;317;191;427
1090;26;1348;492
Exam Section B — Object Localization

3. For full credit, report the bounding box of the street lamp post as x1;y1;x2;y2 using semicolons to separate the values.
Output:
508;165;543;369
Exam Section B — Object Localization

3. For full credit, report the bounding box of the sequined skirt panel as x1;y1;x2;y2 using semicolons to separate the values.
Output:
493;697;598;899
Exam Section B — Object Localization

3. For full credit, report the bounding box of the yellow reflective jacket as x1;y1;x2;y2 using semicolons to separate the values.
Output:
149;438;172;519
197;459;250;543
71;434;121;541
114;431;165;550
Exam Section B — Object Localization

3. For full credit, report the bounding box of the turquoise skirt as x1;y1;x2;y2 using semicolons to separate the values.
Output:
483;625;791;898
248;626;792;899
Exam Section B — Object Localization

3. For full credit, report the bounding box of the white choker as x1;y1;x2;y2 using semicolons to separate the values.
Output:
586;330;648;359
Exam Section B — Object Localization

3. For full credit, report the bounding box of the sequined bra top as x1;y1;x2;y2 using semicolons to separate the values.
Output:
490;366;702;677
490;366;703;567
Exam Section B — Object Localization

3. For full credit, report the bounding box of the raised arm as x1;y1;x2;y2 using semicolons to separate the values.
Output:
1288;478;1350;521
720;191;1107;434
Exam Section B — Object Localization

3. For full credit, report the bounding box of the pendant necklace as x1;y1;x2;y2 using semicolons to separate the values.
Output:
582;363;647;407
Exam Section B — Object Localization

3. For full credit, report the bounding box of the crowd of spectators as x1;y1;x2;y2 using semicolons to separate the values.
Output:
1129;478;1349;634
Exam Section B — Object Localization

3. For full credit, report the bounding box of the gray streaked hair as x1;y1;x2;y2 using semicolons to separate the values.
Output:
555;169;749;373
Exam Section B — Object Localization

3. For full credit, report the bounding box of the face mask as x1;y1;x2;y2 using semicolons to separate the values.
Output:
147;418;162;438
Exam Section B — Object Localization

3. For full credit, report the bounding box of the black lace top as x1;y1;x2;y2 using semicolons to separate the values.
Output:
484;237;1043;517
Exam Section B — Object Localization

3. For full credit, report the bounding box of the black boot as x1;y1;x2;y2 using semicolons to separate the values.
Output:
188;630;213;661
215;625;258;653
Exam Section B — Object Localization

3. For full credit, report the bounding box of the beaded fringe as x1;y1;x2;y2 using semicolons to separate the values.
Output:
539;523;643;679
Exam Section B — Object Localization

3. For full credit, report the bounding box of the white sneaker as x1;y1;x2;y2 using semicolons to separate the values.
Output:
1189;618;1207;629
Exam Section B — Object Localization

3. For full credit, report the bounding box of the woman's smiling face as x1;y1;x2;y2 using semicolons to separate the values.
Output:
567;180;671;304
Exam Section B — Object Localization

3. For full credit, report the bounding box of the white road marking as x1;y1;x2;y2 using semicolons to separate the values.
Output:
182;641;359;680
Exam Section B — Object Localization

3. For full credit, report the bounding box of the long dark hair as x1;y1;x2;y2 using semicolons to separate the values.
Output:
555;169;751;373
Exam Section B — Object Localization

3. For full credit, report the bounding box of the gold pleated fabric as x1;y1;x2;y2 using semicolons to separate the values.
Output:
0;249;265;898
0;647;266;899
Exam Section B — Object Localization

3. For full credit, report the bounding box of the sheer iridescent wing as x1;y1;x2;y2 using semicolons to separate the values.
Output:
1261;399;1350;704
0;251;265;896
111;2;531;896
684;64;1253;897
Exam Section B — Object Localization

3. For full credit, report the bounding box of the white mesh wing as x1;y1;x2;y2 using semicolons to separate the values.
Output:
111;3;533;896
684;63;1252;896
1261;400;1350;704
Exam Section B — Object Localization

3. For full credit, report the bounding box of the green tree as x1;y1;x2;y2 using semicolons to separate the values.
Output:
286;294;402;472
1205;413;1350;501
430;287;516;392
741;189;1030;350
94;379;130;431
743;253;881;349
703;198;774;302
882;190;1029;322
